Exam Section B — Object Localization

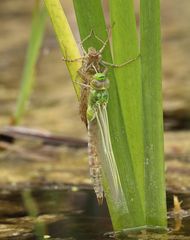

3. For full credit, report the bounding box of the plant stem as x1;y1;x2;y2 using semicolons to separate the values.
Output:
44;0;81;97
13;2;46;124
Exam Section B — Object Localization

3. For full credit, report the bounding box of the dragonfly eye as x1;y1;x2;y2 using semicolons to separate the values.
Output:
94;73;105;81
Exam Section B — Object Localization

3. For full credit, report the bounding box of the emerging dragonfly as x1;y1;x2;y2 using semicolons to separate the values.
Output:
63;30;138;205
63;30;138;126
86;72;125;205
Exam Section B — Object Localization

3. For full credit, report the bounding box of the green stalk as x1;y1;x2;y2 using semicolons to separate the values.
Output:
44;0;81;97
109;0;145;214
13;1;46;124
140;0;167;227
73;0;145;230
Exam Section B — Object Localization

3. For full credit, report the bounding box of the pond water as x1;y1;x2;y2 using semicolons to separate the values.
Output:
0;186;190;240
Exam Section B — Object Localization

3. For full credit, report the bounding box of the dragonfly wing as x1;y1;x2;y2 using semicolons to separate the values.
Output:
96;105;127;210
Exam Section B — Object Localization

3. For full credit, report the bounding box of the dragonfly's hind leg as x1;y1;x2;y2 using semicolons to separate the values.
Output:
73;80;91;89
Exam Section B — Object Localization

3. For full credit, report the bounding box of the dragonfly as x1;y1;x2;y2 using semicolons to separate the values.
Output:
63;30;138;126
63;30;138;205
86;72;125;205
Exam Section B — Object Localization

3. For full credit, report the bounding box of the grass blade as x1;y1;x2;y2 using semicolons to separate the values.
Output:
73;0;145;230
44;0;81;97
13;1;46;124
140;0;167;227
109;0;145;215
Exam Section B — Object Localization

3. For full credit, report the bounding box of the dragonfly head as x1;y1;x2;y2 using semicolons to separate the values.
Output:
94;73;106;81
91;73;109;90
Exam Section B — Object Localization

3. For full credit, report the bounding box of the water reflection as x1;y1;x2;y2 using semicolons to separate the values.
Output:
22;190;47;239
0;188;190;239
0;187;111;240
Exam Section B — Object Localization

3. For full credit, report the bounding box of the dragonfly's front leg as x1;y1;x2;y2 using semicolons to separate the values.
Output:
62;56;84;62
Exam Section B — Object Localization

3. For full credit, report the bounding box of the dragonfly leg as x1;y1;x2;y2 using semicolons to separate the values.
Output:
79;30;95;54
73;80;91;88
99;62;108;74
85;62;93;72
103;67;108;74
79;44;87;55
98;35;110;54
98;27;113;53
85;63;99;74
62;56;83;62
91;64;98;73
80;30;94;44
102;55;140;68
93;33;106;45
80;28;110;55
79;29;107;55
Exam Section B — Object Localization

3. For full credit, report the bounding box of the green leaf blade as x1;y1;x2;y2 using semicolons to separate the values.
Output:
44;0;82;97
140;0;167;227
73;0;145;230
13;3;47;124
109;0;145;218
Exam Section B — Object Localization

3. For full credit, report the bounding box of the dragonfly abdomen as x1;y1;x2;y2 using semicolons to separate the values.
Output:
88;120;104;205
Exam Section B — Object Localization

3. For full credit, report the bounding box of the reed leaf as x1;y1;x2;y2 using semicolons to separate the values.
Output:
13;1;46;124
73;0;145;230
109;0;145;215
140;0;167;227
44;0;81;97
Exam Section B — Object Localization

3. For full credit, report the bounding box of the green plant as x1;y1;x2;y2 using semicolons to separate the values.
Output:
44;0;167;232
141;0;167;227
13;0;46;124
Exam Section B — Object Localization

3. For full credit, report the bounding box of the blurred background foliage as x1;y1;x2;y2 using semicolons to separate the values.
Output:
0;0;190;133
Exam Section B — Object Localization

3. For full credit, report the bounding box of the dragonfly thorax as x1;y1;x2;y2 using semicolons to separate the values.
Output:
91;73;110;90
90;89;109;106
87;89;108;120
